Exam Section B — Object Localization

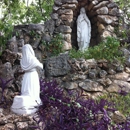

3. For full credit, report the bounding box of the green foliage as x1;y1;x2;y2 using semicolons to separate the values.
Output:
69;37;126;64
42;34;64;56
0;0;54;49
99;92;130;116
69;48;86;59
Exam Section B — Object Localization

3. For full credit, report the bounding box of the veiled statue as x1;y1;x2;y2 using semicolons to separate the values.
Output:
77;7;91;51
11;44;43;115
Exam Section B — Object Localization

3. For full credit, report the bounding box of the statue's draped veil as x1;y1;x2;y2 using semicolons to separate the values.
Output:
20;44;39;71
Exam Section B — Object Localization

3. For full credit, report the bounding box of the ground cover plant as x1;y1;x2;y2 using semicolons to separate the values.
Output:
33;78;130;130
99;88;130;117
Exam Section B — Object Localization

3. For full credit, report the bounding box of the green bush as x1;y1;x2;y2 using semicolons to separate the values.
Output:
69;37;126;64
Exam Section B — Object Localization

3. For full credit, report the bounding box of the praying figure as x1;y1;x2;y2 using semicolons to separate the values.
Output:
11;44;43;115
77;7;91;51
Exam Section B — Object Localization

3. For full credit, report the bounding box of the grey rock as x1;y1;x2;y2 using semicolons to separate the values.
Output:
55;19;62;26
30;38;41;49
62;82;78;89
45;54;71;77
125;58;130;68
96;7;108;15
109;8;119;16
55;25;72;33
111;111;126;124
107;3;118;8
88;0;99;11
58;9;73;15
80;62;89;72
62;4;76;10
70;74;79;81
34;49;42;63
88;69;98;79
6;36;18;53
99;70;107;78
44;19;55;34
0;62;14;87
97;78;112;86
121;48;130;58
69;74;87;80
62;34;71;43
17;39;24;47
42;33;52;43
62;40;72;50
1;49;17;65
106;83;120;93
97;23;105;33
4;123;15;130
0;108;3;113
62;0;78;4
60;14;73;21
53;5;61;12
116;65;124;72
106;25;114;32
97;15;118;24
93;1;109;10
125;67;130;73
28;24;44;32
78;74;87;80
79;80;103;92
16;122;28;130
102;31;112;38
0;113;7;125
86;59;97;69
62;18;73;26
51;13;59;20
108;68;116;75
108;72;129;81
54;0;62;6
113;80;130;92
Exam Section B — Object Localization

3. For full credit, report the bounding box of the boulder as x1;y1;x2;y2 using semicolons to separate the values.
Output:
45;54;71;77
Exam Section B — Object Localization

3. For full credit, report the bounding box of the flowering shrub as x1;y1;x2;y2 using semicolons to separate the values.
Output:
34;79;130;130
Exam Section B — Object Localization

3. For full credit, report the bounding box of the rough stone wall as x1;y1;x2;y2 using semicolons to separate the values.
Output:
46;0;120;49
10;0;120;52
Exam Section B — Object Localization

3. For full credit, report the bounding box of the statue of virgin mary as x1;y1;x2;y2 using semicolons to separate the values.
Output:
11;44;43;115
77;7;91;51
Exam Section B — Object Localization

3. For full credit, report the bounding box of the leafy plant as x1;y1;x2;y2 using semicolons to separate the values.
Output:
33;78;130;130
42;34;64;56
69;48;86;59
69;37;126;64
99;89;130;117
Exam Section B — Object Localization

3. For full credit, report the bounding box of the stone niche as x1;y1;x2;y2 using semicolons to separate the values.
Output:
47;0;120;50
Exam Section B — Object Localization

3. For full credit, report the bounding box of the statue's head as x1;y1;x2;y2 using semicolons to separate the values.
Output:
80;7;85;14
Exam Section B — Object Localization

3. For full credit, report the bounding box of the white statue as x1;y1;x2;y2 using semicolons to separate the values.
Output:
77;7;91;51
11;44;43;115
